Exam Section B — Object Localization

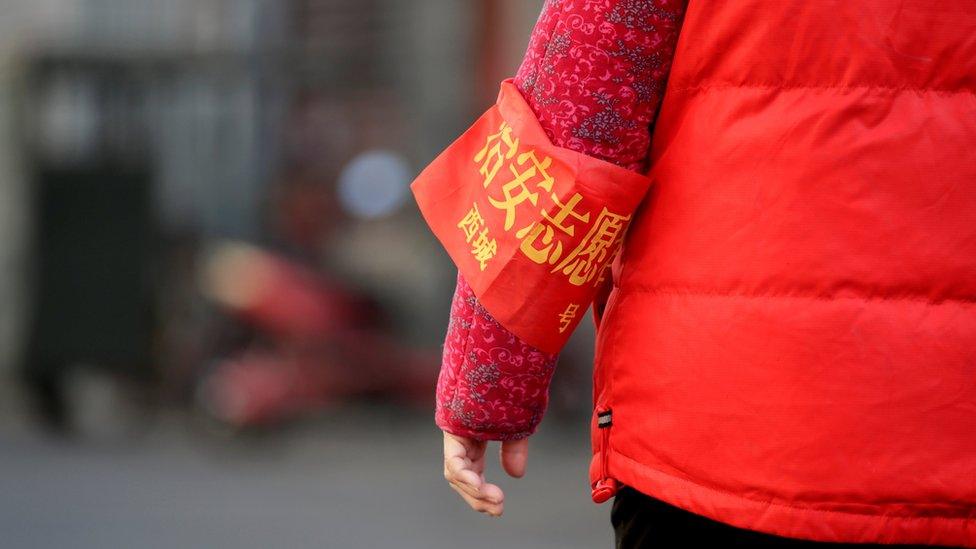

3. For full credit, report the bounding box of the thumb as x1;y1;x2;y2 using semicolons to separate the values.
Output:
500;437;529;478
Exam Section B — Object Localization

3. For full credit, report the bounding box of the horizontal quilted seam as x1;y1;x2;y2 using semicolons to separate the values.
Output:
669;82;976;97
616;284;976;306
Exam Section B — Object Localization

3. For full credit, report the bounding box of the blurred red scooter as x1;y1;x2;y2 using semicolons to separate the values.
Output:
193;240;440;430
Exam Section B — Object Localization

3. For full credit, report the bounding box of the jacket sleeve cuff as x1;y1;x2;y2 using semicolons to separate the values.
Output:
410;76;654;355
434;269;559;441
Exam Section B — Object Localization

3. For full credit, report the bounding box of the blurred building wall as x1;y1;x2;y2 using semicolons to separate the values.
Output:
0;0;80;380
0;53;29;382
0;0;556;374
0;0;283;383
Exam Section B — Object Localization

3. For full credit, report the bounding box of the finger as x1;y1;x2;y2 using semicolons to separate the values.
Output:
449;481;503;517
469;454;486;477
443;432;489;477
450;482;500;515
445;455;483;490
500;437;529;478
449;475;504;506
443;431;469;459
476;480;505;504
446;462;505;505
444;454;505;504
443;432;496;499
444;431;487;462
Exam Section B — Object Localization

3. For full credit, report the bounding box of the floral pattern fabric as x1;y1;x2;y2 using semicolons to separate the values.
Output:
435;0;688;441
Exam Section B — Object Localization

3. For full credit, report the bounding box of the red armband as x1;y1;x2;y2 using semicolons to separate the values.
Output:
411;77;654;354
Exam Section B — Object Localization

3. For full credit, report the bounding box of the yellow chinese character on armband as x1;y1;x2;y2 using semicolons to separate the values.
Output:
457;202;486;242
558;303;580;333
593;236;625;287
517;192;589;265
517;222;560;264
470;227;497;271
488;158;542;232
473;121;519;188
551;206;631;286
543;191;590;237
457;202;496;271
515;150;554;192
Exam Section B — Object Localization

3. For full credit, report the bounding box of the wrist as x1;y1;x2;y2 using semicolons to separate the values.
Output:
437;413;537;442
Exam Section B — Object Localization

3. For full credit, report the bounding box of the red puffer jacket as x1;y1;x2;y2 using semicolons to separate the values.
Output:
588;1;976;546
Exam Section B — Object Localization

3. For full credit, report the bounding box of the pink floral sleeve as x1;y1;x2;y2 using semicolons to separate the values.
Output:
436;0;688;441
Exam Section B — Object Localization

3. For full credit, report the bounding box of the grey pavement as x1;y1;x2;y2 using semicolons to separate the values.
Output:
0;402;613;549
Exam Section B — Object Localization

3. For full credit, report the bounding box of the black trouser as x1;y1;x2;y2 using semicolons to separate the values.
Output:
610;484;961;548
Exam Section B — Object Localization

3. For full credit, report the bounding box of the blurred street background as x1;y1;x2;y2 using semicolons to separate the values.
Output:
0;1;610;547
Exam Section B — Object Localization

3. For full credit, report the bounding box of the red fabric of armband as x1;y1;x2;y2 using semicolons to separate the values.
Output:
411;77;654;354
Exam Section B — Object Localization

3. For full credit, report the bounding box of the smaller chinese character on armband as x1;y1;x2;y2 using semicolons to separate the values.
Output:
456;202;497;271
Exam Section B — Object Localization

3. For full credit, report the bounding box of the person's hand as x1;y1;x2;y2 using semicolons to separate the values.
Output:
442;430;529;517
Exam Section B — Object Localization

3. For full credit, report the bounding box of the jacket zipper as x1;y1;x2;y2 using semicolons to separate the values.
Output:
590;407;619;503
